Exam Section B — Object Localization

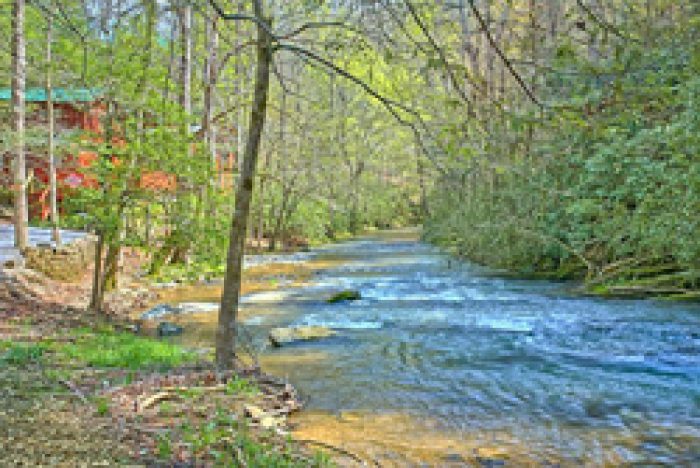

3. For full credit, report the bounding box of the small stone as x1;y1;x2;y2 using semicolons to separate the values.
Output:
156;321;183;337
244;404;265;420
259;416;283;430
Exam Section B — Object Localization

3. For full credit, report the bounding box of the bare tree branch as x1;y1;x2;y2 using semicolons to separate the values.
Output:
402;0;476;110
278;43;447;176
466;0;543;108
574;0;637;42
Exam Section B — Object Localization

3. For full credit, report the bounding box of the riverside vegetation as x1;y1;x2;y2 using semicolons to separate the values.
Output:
423;4;700;299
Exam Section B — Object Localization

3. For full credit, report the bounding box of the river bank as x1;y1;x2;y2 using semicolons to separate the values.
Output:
0;246;340;465
433;241;700;303
4;229;700;465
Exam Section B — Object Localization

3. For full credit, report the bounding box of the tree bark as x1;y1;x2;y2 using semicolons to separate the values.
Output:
12;0;28;252
102;241;120;292
216;2;272;369
89;233;104;312
179;2;192;120
269;86;287;252
47;14;61;247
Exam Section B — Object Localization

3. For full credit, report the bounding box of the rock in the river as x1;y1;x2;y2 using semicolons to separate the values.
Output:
177;302;219;313
327;290;361;303
157;321;183;337
141;304;180;320
269;326;336;346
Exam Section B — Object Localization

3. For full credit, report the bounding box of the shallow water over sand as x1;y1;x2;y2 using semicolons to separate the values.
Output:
159;230;700;465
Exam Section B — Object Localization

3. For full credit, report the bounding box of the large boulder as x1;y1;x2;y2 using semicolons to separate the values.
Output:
269;326;336;347
327;290;361;303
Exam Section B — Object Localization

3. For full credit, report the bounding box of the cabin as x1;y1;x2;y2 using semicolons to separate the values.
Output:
0;88;105;219
0;88;242;221
0;88;187;220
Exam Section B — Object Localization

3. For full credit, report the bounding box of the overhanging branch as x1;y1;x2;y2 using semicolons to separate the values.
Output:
467;0;543;108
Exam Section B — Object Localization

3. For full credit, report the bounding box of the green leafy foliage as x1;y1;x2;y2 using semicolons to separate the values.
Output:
425;6;700;295
225;376;259;396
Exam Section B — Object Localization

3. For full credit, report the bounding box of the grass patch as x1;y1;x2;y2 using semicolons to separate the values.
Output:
93;396;110;416
225;376;259;397
0;342;46;366
60;331;196;369
179;411;332;467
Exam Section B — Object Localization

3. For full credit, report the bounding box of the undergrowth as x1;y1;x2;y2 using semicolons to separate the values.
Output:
0;342;46;366
168;409;333;467
59;329;196;369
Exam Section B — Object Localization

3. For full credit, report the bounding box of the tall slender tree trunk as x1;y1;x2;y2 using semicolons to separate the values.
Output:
269;86;287;252
485;1;495;97
12;0;28;253
164;16;177;105
180;2;192;121
47;14;61;247
168;1;193;266
234;5;244;176
216;3;272;368
416;134;428;219
203;13;219;188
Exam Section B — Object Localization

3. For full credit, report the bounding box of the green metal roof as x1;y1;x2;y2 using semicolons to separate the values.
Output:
0;88;100;103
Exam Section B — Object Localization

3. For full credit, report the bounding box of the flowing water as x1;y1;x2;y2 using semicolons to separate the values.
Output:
164;231;700;465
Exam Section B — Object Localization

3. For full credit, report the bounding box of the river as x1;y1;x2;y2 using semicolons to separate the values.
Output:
162;230;700;465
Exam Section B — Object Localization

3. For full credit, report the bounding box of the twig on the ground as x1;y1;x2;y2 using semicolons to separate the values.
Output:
59;378;89;404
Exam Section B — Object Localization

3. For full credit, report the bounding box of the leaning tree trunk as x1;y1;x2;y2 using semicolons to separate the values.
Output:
12;0;28;252
216;3;272;369
167;1;193;265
